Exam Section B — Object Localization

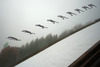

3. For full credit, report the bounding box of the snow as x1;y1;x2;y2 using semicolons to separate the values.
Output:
15;22;100;67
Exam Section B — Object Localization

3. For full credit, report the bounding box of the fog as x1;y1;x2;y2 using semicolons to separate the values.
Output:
16;22;100;67
0;0;100;67
0;0;100;50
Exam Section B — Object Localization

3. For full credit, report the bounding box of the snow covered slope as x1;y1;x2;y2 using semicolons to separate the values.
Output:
16;22;100;67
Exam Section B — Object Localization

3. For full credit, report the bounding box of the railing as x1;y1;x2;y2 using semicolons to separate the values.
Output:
69;40;100;67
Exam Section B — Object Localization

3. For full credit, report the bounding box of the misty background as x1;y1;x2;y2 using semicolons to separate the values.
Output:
15;21;100;67
0;0;100;50
0;0;100;67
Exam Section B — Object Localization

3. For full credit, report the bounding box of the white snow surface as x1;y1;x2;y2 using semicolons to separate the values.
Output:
16;22;100;67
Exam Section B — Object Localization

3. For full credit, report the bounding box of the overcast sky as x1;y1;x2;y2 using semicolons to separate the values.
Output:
0;0;100;50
